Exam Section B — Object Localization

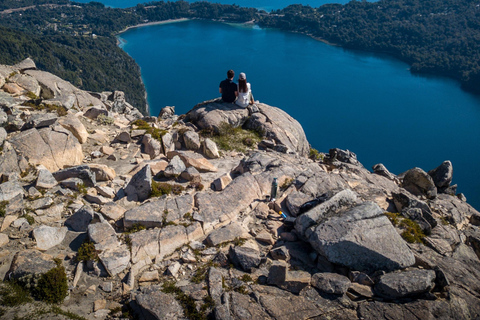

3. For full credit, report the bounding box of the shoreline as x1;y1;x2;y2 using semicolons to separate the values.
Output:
116;18;190;35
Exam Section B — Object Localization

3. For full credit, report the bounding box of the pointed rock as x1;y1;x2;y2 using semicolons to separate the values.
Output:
124;164;152;202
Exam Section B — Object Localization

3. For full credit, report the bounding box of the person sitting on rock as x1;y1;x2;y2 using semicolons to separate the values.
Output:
235;72;255;108
219;69;237;103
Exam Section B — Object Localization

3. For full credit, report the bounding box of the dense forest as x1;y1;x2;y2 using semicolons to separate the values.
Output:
258;0;480;92
0;0;479;114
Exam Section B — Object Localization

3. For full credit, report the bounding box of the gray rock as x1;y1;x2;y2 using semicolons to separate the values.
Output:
33;225;68;250
100;202;126;221
158;225;188;259
53;165;96;187
283;270;311;294
428;160;453;189
0;142;21;177
392;190;437;229
0;180;25;202
14;57;36;71
58;114;89;144
60;177;84;191
164;156;186;178
158;106;175;119
286;191;312;217
10;73;41;97
0;91;19;108
129;228;160;264
162;132;175;153
308;202;416;272
142;134;163;159
180;166;200;182
267;260;287;286
295;189;358;239
111;91;126;113
83;106;108;120
372;163;397;181
124;200;164;229
375;269;436;299
36;168;57;189
213;174;232;191
402;167;437;199
0;233;9;248
9;126;83;172
328;148;361;166
124;164;152;202
206;222;247;247
135;286;184;319
186;100;249;133
0;127;7;146
195;172;262;233
23;113;58;129
244;103;309;156
88;221;119;251
8;250;57;284
203;138;220;159
271;246;290;261
29;196;53;210
115;131;131;143
230;245;261;272
5;114;25;132
26;70;102;109
99;244;130;277
65;205;94;232
311;272;351;295
183;130;201;151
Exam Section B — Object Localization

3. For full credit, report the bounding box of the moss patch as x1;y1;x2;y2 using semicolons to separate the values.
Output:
77;240;99;262
201;122;261;153
34;259;68;304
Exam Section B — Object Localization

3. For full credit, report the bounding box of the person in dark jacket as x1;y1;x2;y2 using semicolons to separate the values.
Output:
219;69;237;103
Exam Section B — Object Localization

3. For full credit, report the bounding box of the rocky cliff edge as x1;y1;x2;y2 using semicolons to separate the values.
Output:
0;59;480;320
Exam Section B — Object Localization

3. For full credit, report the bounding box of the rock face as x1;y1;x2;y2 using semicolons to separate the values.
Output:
402;167;437;199
1;60;480;320
308;202;416;272
375;269;436;299
9;126;83;172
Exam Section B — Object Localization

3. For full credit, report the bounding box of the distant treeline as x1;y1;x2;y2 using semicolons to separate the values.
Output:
0;0;479;114
258;0;480;93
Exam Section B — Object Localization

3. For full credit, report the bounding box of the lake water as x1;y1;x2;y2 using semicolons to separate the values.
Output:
118;19;480;209
73;0;349;11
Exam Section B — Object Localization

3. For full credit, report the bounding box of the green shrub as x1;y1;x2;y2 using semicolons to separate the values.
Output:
0;201;8;217
0;281;33;306
309;147;323;160
125;223;146;234
172;184;185;195
77;183;88;195
22;214;35;225
239;274;253;283
202;122;261;153
384;212;401;226
97;114;115;125
151;181;172;197
34;259;68;304
161;281;212;320
131;120;166;141
77;240;99;262
280;178;294;190
400;219;426;244
26;91;39;100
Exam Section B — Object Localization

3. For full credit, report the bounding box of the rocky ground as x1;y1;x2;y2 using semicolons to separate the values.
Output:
1;59;480;320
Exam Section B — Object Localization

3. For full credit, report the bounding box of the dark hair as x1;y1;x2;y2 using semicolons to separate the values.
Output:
227;70;234;79
238;79;247;93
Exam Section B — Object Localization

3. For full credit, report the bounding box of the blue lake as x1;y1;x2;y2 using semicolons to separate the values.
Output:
117;19;480;209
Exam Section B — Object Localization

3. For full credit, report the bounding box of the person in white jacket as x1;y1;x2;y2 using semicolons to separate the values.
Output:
235;72;254;108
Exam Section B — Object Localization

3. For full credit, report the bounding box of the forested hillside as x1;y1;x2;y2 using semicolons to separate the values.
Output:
0;0;479;114
258;0;480;92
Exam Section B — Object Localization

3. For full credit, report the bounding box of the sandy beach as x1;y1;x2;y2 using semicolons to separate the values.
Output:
117;18;190;35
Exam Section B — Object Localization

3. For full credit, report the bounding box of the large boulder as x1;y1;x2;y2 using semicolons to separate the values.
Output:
24;69;103;109
374;269;436;299
195;172;262;232
428;160;453;190
135;286;184;319
9;126;83;172
186;100;249;132
402;167;437;199
58;115;89;144
308;202;416;272
8;250;57;284
244;103;309;157
33;225;68;251
124;165;152;202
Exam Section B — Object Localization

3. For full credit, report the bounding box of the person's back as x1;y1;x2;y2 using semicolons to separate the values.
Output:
235;72;254;108
219;70;237;103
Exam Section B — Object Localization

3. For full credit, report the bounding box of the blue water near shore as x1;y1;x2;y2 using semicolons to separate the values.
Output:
117;19;480;209
73;0;349;10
